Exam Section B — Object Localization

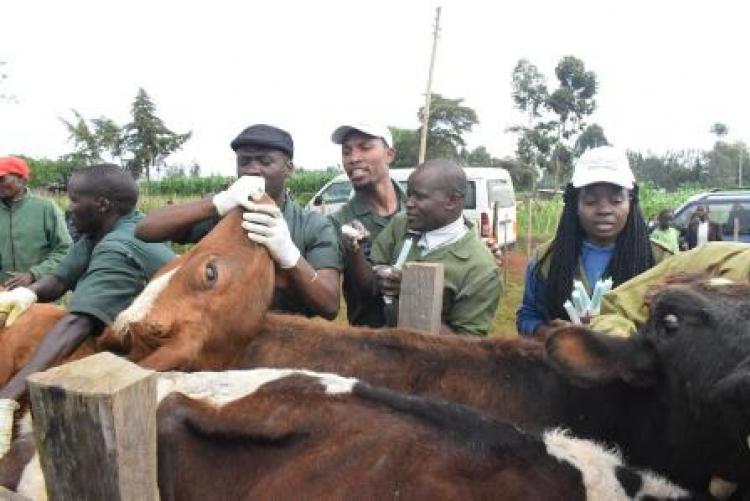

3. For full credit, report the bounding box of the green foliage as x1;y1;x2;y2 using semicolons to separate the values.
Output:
574;124;609;154
121;88;192;180
390;127;420;168
510;56;599;190
710;122;729;138
60;110;123;165
22;156;80;189
418;93;479;160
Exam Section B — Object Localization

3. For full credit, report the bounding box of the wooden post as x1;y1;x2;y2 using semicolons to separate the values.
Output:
27;353;158;501
526;197;533;258
397;262;444;334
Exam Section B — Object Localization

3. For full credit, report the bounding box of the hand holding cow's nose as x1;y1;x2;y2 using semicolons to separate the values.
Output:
0;287;37;327
212;176;266;216
241;202;301;269
373;265;402;297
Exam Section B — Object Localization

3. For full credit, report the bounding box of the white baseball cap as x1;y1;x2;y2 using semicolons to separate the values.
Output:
571;146;635;189
331;123;393;148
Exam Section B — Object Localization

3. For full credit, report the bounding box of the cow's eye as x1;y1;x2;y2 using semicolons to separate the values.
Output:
662;313;679;333
205;262;218;285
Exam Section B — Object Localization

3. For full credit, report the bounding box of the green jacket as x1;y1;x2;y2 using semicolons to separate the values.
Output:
591;242;750;336
0;190;72;280
329;179;407;327
56;211;176;326
371;213;502;336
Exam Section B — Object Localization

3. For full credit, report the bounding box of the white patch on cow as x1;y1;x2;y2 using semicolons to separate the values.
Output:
17;452;46;501
18;410;33;437
543;429;690;500
157;368;358;406
112;267;180;337
707;277;734;287
709;476;737;500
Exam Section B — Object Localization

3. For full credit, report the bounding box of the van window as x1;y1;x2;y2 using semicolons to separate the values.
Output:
320;181;352;204
487;179;514;208
463;181;476;209
674;202;750;236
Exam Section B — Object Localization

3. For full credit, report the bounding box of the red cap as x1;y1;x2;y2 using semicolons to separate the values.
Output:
0;156;30;179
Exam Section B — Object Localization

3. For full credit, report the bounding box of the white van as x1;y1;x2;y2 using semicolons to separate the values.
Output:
306;166;517;247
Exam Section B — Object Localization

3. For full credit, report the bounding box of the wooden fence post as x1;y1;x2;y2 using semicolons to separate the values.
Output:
397;262;444;334
27;352;158;501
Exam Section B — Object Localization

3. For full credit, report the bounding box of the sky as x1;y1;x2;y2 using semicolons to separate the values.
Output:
1;0;749;177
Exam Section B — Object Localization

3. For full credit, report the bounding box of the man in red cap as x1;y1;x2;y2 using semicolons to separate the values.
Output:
0;156;72;288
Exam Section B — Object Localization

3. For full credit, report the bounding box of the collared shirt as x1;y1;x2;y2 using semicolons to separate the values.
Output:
54;211;176;326
371;213;502;336
329;178;408;259
417;215;467;256
330;177;408;327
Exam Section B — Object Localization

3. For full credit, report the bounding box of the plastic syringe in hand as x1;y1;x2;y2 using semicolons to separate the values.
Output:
566;278;613;324
383;232;420;305
588;277;613;315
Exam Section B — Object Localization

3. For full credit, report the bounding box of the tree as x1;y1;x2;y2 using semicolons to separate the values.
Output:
417;94;479;160
61;110;123;165
710;122;729;139
390;127;420;168
509;56;599;190
121;88;192;180
574;124;609;155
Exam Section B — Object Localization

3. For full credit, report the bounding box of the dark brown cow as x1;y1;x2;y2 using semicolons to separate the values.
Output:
107;209;750;494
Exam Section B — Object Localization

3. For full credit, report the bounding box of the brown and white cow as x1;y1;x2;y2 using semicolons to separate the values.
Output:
3;368;701;501
105;209;750;494
154;369;704;501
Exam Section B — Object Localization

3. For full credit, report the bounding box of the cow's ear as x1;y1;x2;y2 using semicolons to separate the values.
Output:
545;326;658;388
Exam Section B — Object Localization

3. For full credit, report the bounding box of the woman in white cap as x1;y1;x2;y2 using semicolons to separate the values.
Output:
516;146;672;337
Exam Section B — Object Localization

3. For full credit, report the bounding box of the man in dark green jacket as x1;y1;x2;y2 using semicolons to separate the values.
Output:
346;159;502;336
329;123;407;327
0;156;72;288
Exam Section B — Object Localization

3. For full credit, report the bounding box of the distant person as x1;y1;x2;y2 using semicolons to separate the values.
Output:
328;123;406;327
345;159;502;336
0;164;175;402
516;146;672;337
726;202;750;240
135;124;342;319
685;205;722;249
650;209;680;253
0;156;72;289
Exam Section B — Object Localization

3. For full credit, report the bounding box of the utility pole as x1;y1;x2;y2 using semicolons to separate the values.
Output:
418;7;441;164
740;150;743;188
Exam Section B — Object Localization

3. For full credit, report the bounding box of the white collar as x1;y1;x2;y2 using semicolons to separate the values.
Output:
417;215;467;255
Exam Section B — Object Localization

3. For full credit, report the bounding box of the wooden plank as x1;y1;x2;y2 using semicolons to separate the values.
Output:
397;262;444;334
27;352;158;501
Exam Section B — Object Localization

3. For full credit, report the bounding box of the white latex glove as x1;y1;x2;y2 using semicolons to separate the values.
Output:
212;176;266;216
0;287;37;326
241;202;301;268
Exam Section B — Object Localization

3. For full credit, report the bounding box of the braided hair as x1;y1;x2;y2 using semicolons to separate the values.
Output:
533;183;654;321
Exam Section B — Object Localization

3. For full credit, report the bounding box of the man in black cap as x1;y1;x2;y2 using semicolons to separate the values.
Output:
136;124;342;319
